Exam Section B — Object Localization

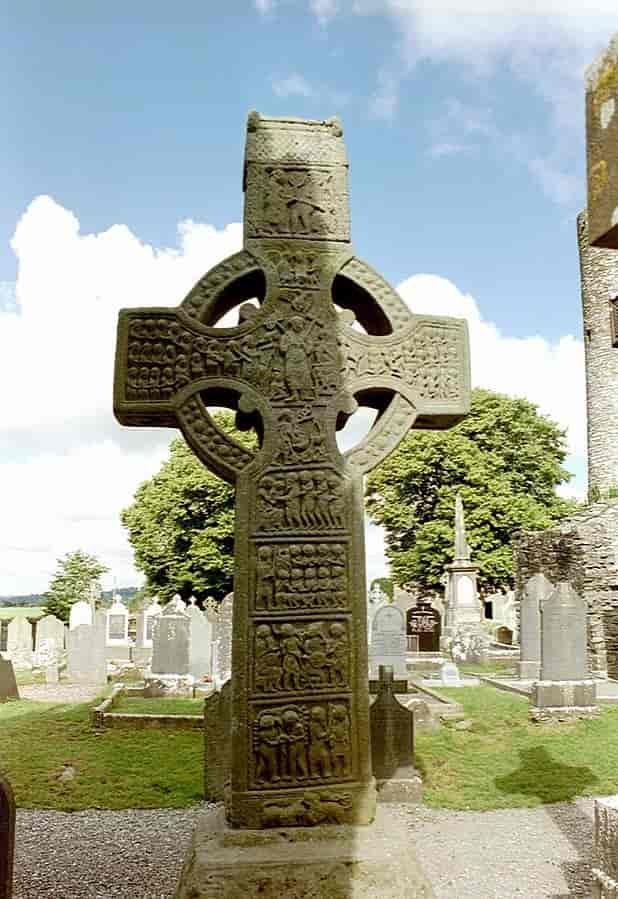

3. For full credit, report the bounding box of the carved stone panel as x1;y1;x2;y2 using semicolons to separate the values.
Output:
256;471;346;533
253;541;348;613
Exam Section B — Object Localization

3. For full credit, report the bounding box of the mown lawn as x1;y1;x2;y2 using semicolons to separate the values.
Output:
416;686;618;810
112;696;204;716
0;699;203;811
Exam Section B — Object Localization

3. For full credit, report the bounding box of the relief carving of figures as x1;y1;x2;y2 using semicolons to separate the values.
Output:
254;542;347;612
253;702;353;788
260;792;352;828
252;620;350;693
263;168;335;237
257;471;345;531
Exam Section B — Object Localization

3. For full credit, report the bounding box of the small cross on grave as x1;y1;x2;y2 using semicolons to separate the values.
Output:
114;112;470;828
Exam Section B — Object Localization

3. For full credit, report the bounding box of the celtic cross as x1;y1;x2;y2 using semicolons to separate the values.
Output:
114;112;470;828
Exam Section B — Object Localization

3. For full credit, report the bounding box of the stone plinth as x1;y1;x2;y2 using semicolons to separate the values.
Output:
530;679;599;722
175;805;435;899
593;795;618;898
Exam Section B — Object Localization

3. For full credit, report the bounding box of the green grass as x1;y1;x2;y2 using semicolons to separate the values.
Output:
112;696;204;716
416;686;618;810
15;670;45;686
0;699;203;811
458;659;518;676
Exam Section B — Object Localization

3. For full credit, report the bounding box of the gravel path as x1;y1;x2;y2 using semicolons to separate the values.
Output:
13;799;596;898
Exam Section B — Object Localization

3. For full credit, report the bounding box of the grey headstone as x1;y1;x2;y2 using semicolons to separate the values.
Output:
187;598;213;679
519;573;553;679
151;605;190;676
0;660;19;701
0;773;15;899
6;618;33;670
67;611;107;684
540;581;589;681
36;614;65;653
370;666;414;781
370;605;407;678
213;593;233;687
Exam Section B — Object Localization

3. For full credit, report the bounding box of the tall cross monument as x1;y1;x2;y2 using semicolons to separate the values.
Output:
114;112;470;829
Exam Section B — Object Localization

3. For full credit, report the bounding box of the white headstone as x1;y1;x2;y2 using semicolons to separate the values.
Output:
370;604;407;678
186;597;213;679
69;600;93;630
106;595;129;645
213;593;233;687
440;661;461;686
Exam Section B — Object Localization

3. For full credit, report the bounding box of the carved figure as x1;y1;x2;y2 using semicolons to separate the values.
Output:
329;703;351;778
280;624;303;691
281;709;308;780
255;712;281;783
308;706;332;779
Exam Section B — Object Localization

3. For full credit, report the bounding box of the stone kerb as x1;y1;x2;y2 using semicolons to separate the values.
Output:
0;772;15;899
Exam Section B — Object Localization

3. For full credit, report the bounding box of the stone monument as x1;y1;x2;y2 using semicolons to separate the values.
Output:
530;581;598;721
518;573;552;680
150;598;191;687
406;600;441;653
0;660;19;702
441;494;483;655
114;112;469;895
369;666;420;803
0;773;15;899
67;610;107;685
586;32;618;249
186;597;213;680
369;604;407;679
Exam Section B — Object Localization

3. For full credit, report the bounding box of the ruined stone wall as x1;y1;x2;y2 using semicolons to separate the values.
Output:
512;501;618;678
578;211;618;501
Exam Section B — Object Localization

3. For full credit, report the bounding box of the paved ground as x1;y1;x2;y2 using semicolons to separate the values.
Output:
13;799;597;898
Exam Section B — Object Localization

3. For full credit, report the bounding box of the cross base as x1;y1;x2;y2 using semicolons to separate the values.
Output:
175;804;436;899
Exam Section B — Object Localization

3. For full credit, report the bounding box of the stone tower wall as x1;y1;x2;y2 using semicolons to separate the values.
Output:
578;210;618;500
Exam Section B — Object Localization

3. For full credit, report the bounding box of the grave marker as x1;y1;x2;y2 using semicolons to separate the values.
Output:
0;773;15;899
114;111;470;831
518;573;553;680
370;604;407;679
0;660;19;702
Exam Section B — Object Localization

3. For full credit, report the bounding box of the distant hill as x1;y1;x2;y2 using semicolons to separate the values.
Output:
0;587;140;608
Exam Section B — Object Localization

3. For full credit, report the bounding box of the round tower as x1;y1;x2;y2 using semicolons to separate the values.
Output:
577;210;618;501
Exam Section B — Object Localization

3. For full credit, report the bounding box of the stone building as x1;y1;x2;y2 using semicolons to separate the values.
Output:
513;211;618;678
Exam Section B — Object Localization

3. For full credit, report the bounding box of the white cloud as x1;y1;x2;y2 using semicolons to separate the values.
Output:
311;0;340;24
0;196;242;596
272;73;316;98
254;0;276;12
0;198;587;594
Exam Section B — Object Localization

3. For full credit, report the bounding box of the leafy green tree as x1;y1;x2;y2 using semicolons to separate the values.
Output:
44;550;109;623
121;413;255;603
370;577;394;601
366;388;580;594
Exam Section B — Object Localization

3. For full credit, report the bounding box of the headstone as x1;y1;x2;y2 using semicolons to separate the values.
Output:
67;611;107;684
114;110;469;845
406;601;441;653
370;666;419;803
213;593;233;688
186;597;213;679
0;660;19;702
370;604;407;678
440;661;461;686
69;599;93;630
36;614;65;654
518;573;552;679
6;617;33;670
151;602;190;676
0;773;15;899
135;598;162;659
366;583;387;646
530;582;598;720
106;595;129;645
592;794;618;897
586;33;618;249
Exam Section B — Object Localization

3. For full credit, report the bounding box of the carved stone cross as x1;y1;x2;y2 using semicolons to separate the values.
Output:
114;112;470;828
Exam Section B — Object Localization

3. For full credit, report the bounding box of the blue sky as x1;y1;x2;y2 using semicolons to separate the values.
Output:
0;2;615;595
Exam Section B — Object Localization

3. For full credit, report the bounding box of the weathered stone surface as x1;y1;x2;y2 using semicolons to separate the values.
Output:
531;679;597;709
370;666;414;783
213;593;233;688
114;111;470;832
67;611;107;684
518;573;553;680
592;794;618;898
69;599;93;630
175;805;435;899
0;773;15;899
540;582;588;682
370;605;407;677
0;660;19;702
186;598;213;679
151;603;190;676
586;33;618;249
203;681;232;802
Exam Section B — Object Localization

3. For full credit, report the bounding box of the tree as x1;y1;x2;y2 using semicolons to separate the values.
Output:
44;550;109;623
370;577;394;601
121;413;256;603
366;388;580;594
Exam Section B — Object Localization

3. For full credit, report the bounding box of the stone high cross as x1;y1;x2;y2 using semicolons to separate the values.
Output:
114;112;470;828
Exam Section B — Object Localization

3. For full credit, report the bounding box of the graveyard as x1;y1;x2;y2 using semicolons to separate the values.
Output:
4;14;618;899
